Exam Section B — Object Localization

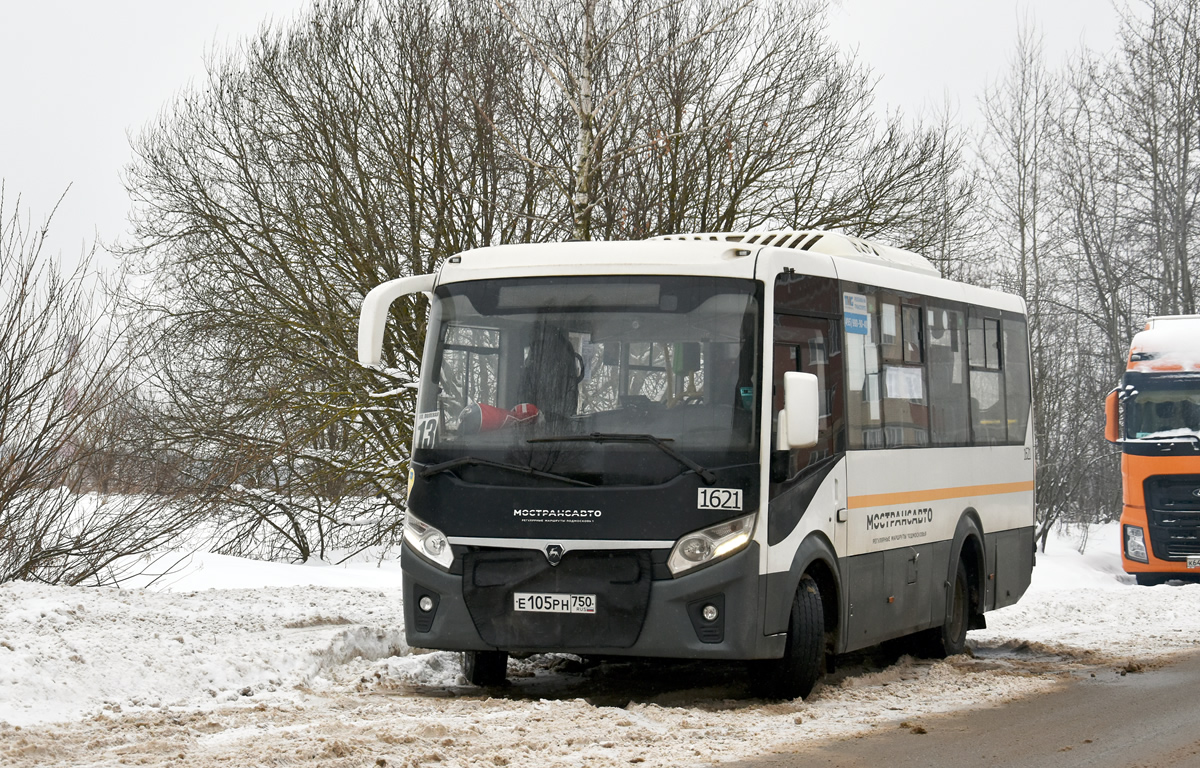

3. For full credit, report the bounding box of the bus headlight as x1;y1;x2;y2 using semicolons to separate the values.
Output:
404;512;454;569
668;513;756;576
1124;524;1149;563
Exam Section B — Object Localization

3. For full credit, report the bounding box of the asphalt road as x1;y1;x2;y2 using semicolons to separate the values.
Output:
718;650;1200;768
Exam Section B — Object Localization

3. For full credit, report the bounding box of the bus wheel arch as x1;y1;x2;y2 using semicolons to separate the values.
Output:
915;511;984;658
754;532;841;698
767;531;841;645
803;556;840;662
751;572;826;699
949;510;987;632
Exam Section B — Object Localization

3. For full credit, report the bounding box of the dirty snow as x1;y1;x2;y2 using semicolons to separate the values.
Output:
2;522;1199;767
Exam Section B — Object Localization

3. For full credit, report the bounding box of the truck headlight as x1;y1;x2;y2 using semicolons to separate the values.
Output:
1124;524;1149;563
668;513;756;576
404;512;454;569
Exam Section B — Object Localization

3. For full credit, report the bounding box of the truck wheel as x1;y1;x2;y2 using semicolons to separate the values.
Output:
1135;573;1166;587
463;650;508;686
751;574;825;699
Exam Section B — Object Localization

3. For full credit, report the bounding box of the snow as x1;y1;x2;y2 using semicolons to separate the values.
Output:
3;522;1200;767
1129;319;1200;371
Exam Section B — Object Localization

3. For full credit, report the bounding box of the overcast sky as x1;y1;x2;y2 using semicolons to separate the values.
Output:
0;0;1124;267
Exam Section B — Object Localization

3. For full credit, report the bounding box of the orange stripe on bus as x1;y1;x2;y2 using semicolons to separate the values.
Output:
846;481;1035;510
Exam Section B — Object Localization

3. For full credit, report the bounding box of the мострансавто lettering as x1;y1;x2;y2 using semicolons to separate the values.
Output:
513;509;602;518
865;507;933;530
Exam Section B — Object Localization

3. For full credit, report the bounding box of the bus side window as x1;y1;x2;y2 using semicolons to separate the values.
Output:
968;310;1006;445
926;303;970;445
902;305;923;364
1003;316;1031;443
771;313;842;479
845;289;882;449
882;301;928;447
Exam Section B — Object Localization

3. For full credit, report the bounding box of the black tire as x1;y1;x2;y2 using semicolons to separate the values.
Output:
1135;573;1166;587
463;650;508;686
920;558;970;658
750;574;825;700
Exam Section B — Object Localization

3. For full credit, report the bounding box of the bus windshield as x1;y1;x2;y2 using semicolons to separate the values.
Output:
1123;373;1200;440
413;275;760;475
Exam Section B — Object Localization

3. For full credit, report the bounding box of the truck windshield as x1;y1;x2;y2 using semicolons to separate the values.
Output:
413;275;760;478
1123;373;1200;440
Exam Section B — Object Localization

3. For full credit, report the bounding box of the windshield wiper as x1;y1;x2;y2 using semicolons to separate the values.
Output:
1149;434;1200;451
419;456;595;487
528;432;718;485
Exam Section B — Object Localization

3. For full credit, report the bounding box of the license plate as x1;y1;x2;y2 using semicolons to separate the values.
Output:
1188;556;1200;569
513;592;596;614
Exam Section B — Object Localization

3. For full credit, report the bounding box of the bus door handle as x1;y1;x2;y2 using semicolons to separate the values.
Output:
836;507;848;523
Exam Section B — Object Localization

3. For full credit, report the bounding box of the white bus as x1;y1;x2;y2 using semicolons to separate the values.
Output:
359;231;1035;698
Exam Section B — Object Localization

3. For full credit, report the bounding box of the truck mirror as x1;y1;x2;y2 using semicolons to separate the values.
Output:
1104;389;1120;443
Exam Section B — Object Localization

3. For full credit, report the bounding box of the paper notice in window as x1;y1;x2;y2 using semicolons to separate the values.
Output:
882;303;897;342
885;366;924;400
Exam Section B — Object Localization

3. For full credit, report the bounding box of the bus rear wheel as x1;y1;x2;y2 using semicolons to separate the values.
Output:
917;558;969;658
750;574;825;700
463;650;508;686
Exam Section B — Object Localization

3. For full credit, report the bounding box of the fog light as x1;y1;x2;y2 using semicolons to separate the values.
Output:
702;604;719;622
1125;524;1149;563
419;596;434;612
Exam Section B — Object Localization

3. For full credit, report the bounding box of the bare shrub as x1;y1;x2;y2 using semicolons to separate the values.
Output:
0;190;198;584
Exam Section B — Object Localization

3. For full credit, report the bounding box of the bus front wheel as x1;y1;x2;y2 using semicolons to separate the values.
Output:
463;650;508;686
751;574;825;700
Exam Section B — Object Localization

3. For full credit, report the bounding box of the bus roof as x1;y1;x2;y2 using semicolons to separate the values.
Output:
434;230;1020;313
652;230;941;277
1129;315;1200;372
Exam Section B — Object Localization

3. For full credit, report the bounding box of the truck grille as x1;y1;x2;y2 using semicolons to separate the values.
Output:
1144;475;1200;560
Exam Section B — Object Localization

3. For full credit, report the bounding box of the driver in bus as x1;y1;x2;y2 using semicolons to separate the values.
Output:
517;322;582;423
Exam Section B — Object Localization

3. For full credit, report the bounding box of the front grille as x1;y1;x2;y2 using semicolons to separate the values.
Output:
1144;475;1200;560
461;549;652;650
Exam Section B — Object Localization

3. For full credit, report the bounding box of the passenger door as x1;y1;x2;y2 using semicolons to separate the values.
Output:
767;271;848;554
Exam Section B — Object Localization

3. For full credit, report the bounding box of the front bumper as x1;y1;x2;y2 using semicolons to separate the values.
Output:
400;539;785;659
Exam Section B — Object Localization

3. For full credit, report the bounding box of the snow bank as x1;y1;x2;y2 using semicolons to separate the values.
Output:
0;556;406;726
976;522;1200;657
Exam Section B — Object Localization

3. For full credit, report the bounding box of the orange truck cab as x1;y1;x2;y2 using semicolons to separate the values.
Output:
1106;315;1200;585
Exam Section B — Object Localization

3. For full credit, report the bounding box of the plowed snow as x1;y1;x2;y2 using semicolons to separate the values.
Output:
3;523;1199;767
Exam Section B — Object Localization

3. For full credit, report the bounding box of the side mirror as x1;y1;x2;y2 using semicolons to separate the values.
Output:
1104;389;1120;443
358;273;436;367
777;371;820;450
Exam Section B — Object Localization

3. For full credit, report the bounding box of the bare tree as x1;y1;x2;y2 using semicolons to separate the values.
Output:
977;19;1080;545
124;0;979;561
486;0;976;246
1105;0;1200;315
124;0;482;561
0;190;197;585
970;6;1200;537
1058;48;1141;375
